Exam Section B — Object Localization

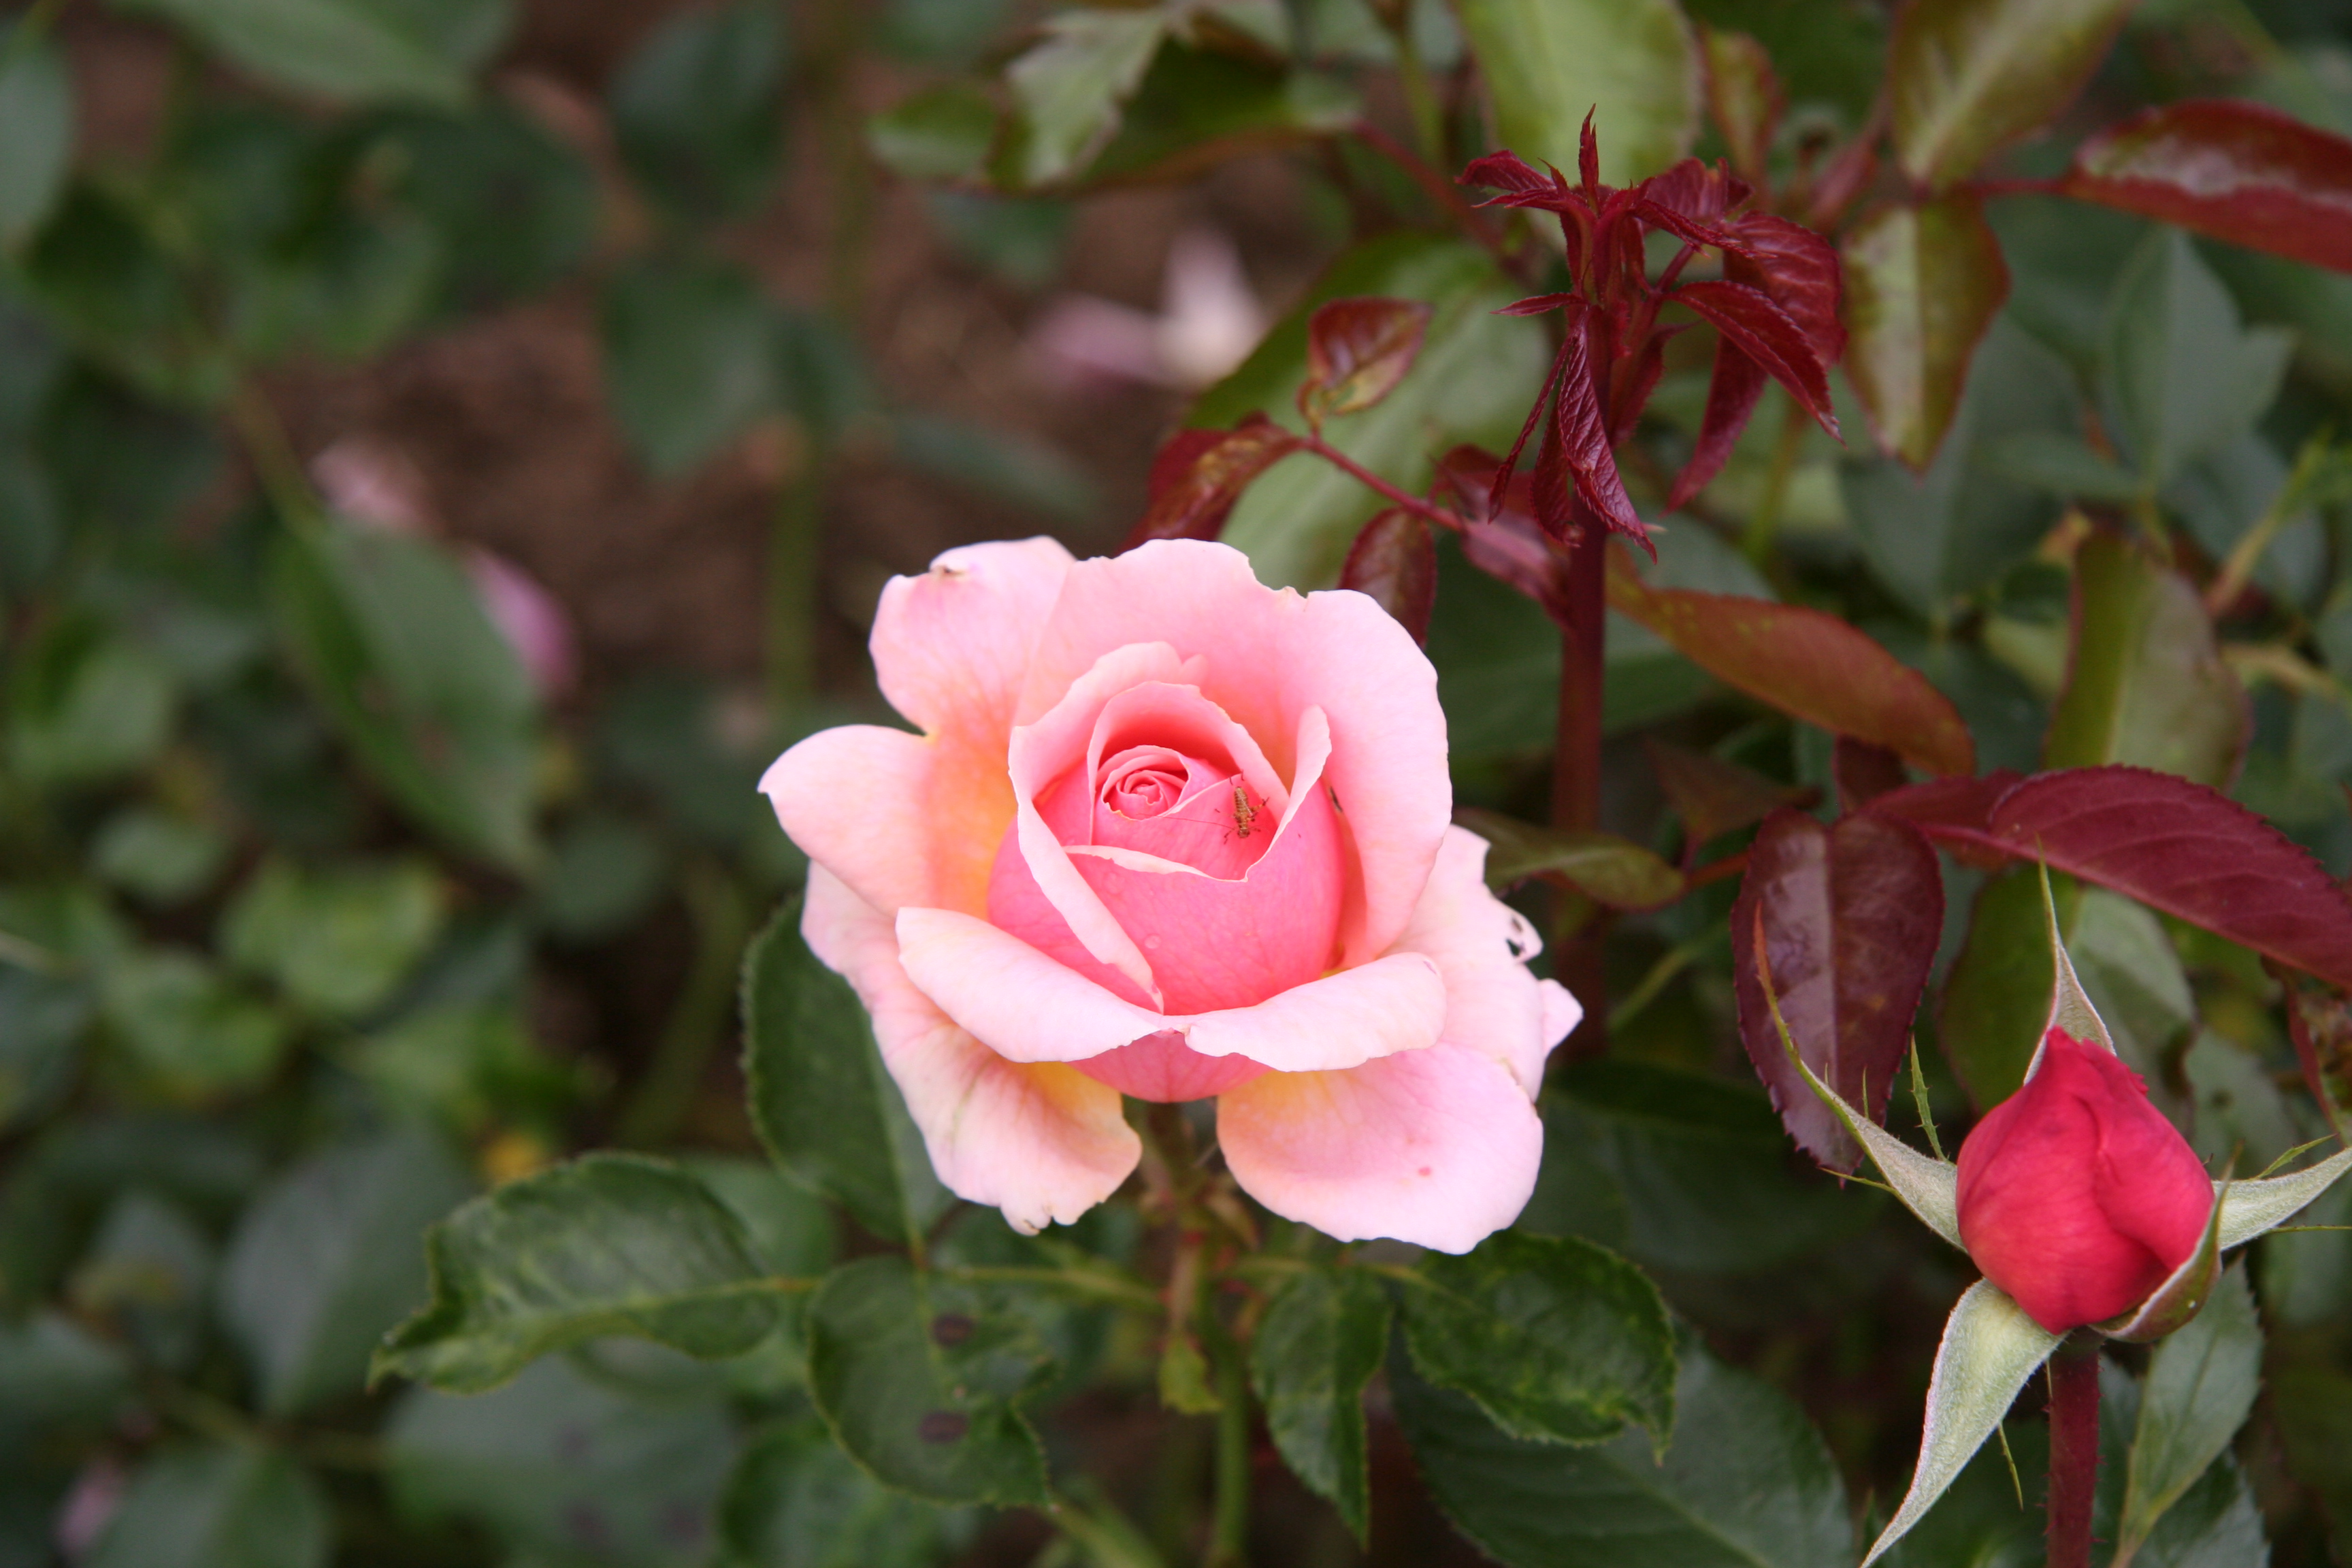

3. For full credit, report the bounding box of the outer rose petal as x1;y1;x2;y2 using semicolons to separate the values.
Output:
869;537;1076;915
802;866;1139;1234
1217;1045;1544;1253
1392;826;1581;1096
1017;541;1450;965
762;725;941;917
894;907;1445;1075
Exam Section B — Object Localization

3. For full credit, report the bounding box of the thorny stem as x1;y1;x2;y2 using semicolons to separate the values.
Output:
2046;1337;2102;1568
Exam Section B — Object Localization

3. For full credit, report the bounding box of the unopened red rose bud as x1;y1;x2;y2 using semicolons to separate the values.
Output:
1955;1028;2215;1335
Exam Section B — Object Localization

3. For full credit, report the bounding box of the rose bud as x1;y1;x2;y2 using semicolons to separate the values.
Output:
1955;1028;2215;1335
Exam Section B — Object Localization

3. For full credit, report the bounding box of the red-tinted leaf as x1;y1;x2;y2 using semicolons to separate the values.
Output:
1723;213;1844;367
1548;305;1647;546
1643;736;1818;849
1700;24;1782;182
1487;337;1571;521
1863;768;2023;870
1147;428;1230;502
1301;297;1434;425
1673;278;1839;437
1833;738;1910;811
1124;414;1301;548
1496;292;1578;317
2059;99;2352;275
1840;193;2009;471
1433;445;1573;625
1667;341;1767;510
1891;0;2137;191
1732;808;1945;1170
1605;545;1976;777
1872;764;2352;990
1337;508;1436;643
2278;975;2352;1138
1633;158;1748;225
1578;109;1602;198
1606;330;1673;450
1458;150;1561;200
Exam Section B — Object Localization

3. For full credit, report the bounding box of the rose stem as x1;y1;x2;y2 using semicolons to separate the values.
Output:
2045;1335;2102;1568
1550;501;1610;1052
1203;1316;1252;1568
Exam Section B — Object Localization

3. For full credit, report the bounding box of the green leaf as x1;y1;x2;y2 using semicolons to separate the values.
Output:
2215;1141;2352;1249
92;810;230;907
1398;1230;1676;1448
2102;229;2294;486
1199;233;1550;590
722;1418;976;1568
1395;1333;1856;1568
99;949;289;1096
741;898;950;1245
2114;1263;2261;1563
994;8;1168;189
529;811;668;943
8;616;176;787
870;84;1000;182
0;966;88;1132
1077;43;1360;189
1986;431;2144;502
219;855;446;1017
1455;811;1685;910
114;0;474;108
377;103;598;308
1861;1281;2062;1566
1456;0;1698;186
2042;534;2244;788
602;258;780;476
18;187;229;405
86;1445;329;1568
374;1153;785;1393
385;1354;734;1565
1874;1419;2043;1568
610;0;789;220
0;28;71;248
1252;1265;1389;1541
1840;316;2074;621
0;1311;131;1450
270;524;539;870
1889;0;2135;191
804;1255;1055;1507
218;1128;474;1416
1840;191;2010;472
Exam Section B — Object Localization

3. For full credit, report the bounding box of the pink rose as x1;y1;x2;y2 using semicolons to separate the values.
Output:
760;538;1578;1249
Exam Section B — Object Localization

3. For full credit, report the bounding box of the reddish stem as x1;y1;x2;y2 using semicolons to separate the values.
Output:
1349;120;1526;278
1550;512;1610;1053
2046;1337;2102;1568
1296;431;1471;534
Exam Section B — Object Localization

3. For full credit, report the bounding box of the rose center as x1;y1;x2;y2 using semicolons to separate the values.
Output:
1101;747;1191;820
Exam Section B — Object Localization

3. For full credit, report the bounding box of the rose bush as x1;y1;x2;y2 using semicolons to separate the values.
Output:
1955;1026;2217;1334
760;536;1578;1250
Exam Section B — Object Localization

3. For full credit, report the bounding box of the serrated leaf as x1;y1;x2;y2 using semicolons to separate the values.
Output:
87;1443;329;1568
804;1256;1054;1507
2059;99;2352;276
1607;547;1976;776
1889;0;2135;191
721;1417;972;1568
1398;1231;1676;1448
1842;192;2009;471
2113;1264;2261;1563
1863;1281;2063;1565
1456;809;1684;910
995;9;1167;189
374;1153;783;1393
2215;1143;2352;1248
1301;297;1431;424
219;1128;473;1416
1456;0;1697;187
1395;1334;1855;1568
1733;808;1944;1171
740;898;951;1245
1251;1265;1388;1541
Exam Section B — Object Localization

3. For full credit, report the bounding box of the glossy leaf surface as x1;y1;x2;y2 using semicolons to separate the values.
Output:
1251;1265;1389;1541
1644;738;1816;849
1335;508;1435;642
1398;1231;1676;1448
1889;0;2134;190
1301;297;1433;425
2061;99;2352;276
1673;279;1837;436
1607;549;1976;776
804;1256;1054;1507
740;900;953;1245
375;1154;781;1393
2042;534;2245;788
1733;809;1944;1170
1841;193;2009;472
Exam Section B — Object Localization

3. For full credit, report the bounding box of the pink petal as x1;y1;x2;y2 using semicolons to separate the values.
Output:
1018;540;1449;966
1391;826;1582;1095
1075;1030;1271;1100
762;725;941;918
802;867;1138;1234
1217;1044;1545;1253
894;907;1444;1076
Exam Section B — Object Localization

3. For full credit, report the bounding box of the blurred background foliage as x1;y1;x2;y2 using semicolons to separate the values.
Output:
4;0;2352;1565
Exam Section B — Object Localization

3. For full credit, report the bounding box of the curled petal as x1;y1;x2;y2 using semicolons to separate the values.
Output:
762;725;943;918
1218;1045;1544;1254
802;867;1138;1234
1392;826;1579;1096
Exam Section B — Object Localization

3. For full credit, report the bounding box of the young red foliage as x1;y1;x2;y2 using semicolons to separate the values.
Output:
1337;508;1437;643
1300;297;1435;427
1125;416;1302;548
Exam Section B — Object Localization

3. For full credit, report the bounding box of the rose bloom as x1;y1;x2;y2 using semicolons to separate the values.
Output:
761;538;1578;1250
1955;1028;2216;1334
